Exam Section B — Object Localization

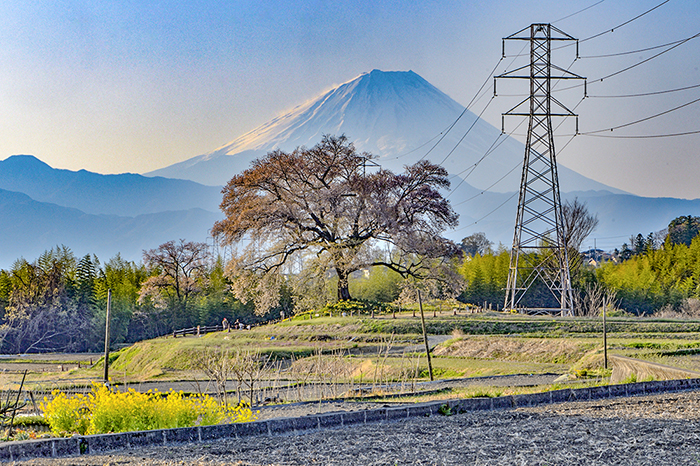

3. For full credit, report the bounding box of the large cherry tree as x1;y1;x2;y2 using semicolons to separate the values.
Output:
212;135;459;312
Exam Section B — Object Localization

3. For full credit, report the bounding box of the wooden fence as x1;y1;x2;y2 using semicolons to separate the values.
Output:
172;325;223;338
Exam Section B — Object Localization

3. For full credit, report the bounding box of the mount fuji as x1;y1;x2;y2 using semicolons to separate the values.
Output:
148;70;621;197
150;69;678;249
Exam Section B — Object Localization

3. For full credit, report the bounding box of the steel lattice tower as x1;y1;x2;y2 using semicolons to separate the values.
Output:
495;24;585;316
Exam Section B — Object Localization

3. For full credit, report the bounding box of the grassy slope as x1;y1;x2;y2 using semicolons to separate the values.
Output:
100;313;700;383
8;313;700;389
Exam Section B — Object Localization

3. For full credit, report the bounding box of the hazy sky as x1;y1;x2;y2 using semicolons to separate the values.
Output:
0;0;698;198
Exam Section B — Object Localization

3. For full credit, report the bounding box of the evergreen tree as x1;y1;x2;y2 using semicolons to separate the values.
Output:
667;215;700;247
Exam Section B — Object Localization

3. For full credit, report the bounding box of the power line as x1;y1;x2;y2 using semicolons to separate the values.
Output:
413;44;527;166
582;95;700;135
508;1;672;58
582;37;694;59
437;96;495;166
447;104;579;209
413;57;504;162
446;115;529;198
589;82;700;98
448;134;579;232
556;31;700;92
552;0;606;24
579;0;670;43
557;133;578;154
448;133;502;181
452;192;518;233
393;131;449;159
595;234;635;240
451;160;521;208
447;134;503;197
450;119;582;231
594;31;700;83
583;129;700;139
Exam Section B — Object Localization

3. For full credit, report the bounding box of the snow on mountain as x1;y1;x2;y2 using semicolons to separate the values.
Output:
146;70;622;196
144;69;697;251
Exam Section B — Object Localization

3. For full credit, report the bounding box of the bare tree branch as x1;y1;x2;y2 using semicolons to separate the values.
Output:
213;135;460;313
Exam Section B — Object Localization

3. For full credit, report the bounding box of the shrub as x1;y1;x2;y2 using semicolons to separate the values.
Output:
438;403;453;416
41;391;90;436
40;383;255;436
320;299;391;316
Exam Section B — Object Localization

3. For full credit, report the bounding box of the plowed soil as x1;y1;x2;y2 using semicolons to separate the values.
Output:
15;390;700;466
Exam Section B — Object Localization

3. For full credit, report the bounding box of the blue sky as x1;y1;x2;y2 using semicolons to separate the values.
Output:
0;0;698;198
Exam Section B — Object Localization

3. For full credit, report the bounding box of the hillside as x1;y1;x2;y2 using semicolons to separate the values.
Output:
0;155;222;216
0;188;220;266
146;70;621;196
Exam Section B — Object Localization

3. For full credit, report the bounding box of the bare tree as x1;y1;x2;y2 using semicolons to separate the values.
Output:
139;240;209;327
197;348;233;405
574;283;617;317
562;198;599;252
213;135;460;314
562;198;599;279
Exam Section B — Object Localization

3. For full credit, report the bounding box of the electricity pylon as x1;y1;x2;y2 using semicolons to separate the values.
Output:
495;24;585;316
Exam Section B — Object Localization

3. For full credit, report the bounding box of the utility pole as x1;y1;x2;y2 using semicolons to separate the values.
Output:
103;289;112;385
496;24;585;316
418;290;434;382
594;238;598;265
603;294;608;370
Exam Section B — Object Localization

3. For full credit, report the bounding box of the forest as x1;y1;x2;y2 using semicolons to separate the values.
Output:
1;215;699;354
0;242;261;353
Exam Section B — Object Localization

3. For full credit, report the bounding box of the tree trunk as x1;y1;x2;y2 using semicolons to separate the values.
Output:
336;268;352;301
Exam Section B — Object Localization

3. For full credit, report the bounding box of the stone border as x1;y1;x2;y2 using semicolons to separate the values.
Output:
3;377;700;462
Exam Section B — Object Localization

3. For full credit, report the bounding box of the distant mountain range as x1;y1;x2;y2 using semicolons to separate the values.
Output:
0;69;697;267
0;157;222;267
0;155;221;216
447;183;700;251
0;186;220;267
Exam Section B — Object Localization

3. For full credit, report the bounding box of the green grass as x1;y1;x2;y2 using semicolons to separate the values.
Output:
7;312;700;389
98;315;700;382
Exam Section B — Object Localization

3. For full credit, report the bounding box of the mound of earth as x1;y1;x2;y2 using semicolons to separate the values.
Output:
434;336;591;364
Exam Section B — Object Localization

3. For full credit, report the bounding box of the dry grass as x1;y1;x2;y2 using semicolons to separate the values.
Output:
657;298;700;318
434;336;593;364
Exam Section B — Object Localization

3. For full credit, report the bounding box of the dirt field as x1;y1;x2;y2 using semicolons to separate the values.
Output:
15;390;700;466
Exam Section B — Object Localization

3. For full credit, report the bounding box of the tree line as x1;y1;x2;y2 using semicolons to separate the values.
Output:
2;134;696;352
6;217;696;354
458;215;700;316
0;243;265;353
